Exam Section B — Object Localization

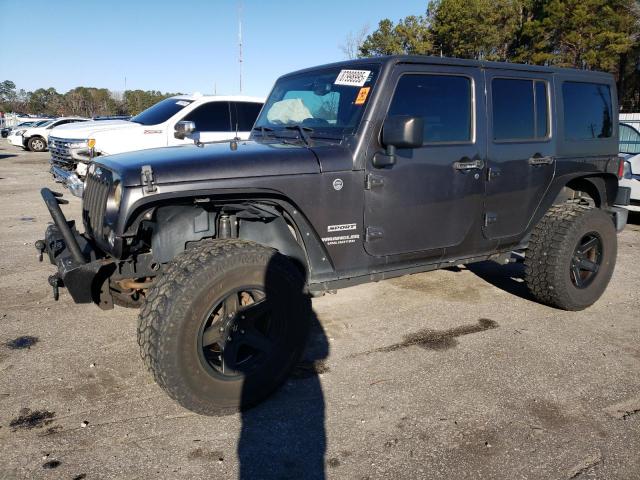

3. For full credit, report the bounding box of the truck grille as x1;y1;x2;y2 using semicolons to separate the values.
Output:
49;136;82;168
82;168;112;239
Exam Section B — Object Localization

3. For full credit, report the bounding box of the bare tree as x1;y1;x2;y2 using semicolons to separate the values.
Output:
339;24;370;59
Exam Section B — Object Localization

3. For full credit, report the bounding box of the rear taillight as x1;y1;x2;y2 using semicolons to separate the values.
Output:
617;158;625;179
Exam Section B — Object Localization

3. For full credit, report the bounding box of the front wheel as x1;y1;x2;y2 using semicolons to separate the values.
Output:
27;136;47;152
524;204;617;311
137;240;310;415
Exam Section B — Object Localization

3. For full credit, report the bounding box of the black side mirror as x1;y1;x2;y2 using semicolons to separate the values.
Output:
373;115;424;168
174;120;196;140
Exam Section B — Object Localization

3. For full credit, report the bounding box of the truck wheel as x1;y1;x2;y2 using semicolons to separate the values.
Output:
524;204;617;311
137;239;310;415
28;136;47;152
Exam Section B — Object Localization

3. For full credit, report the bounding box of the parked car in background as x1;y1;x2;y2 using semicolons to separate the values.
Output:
619;121;640;211
10;117;90;152
48;94;264;195
6;119;55;145
2;121;37;138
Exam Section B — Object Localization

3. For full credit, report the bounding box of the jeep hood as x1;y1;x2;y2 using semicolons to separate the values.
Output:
50;120;135;138
97;141;322;187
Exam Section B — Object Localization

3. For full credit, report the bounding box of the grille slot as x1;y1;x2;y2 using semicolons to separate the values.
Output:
48;136;78;168
82;170;111;239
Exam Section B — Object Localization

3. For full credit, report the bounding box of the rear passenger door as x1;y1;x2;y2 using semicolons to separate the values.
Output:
484;71;555;240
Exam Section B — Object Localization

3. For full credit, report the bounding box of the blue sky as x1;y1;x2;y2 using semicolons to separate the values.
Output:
0;0;427;98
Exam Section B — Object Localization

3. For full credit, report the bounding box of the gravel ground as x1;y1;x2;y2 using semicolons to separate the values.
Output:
0;140;639;480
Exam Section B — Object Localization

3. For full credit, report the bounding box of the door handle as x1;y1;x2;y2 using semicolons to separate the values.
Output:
453;157;484;170
528;155;554;166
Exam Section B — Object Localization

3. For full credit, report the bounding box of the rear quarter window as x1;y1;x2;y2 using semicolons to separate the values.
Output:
562;82;613;140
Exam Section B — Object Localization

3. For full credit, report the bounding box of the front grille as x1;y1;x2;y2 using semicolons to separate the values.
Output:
82;169;112;239
49;136;82;167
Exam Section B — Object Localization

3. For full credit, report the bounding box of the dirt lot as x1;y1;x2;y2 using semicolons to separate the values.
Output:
0;140;639;480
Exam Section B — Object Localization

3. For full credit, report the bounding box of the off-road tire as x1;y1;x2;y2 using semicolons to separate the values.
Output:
27;136;47;152
524;204;616;311
137;239;310;415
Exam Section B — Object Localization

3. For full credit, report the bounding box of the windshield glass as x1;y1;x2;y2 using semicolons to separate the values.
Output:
619;123;640;154
37;120;54;128
131;98;193;126
254;65;380;138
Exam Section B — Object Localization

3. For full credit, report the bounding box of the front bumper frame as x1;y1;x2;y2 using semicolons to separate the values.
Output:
39;188;112;305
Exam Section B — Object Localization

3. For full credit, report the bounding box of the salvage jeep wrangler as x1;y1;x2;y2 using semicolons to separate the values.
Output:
37;56;631;415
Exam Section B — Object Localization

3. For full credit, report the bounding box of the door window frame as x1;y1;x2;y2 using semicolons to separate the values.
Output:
384;71;477;147
489;75;552;144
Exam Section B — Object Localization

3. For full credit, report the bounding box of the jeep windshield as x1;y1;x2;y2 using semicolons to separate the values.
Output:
253;65;380;140
130;98;194;126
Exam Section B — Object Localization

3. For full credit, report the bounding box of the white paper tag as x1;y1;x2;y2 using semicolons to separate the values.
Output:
175;100;189;106
334;69;371;87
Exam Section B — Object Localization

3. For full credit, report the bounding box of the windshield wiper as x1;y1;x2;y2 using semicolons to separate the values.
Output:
285;125;313;146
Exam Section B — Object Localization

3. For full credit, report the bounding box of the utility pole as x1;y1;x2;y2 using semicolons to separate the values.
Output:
238;1;243;94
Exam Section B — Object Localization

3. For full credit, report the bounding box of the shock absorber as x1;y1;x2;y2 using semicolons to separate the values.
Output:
219;214;231;239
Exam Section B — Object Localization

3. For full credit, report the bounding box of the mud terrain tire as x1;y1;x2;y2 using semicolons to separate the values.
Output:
524;204;617;311
137;239;310;415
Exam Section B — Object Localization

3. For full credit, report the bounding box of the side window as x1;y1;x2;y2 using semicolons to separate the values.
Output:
387;74;472;144
492;78;549;141
183;102;232;132
619;123;640;154
562;82;612;140
231;102;263;131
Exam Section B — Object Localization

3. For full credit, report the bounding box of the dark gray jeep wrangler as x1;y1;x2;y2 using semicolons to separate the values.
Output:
37;56;631;414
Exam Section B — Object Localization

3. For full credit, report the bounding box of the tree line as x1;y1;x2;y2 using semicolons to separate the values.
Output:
0;80;181;118
350;0;640;111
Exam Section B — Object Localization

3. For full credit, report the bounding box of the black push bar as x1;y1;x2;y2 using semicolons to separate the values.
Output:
40;188;86;264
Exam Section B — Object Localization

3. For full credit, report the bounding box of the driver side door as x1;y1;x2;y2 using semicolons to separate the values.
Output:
364;65;487;258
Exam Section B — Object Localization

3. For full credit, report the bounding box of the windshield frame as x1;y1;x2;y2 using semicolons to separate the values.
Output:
253;64;381;141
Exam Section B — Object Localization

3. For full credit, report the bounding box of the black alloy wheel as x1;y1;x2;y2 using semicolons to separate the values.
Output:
570;233;602;289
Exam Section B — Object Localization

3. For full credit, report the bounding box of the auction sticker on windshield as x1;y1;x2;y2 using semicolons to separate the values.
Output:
335;70;371;87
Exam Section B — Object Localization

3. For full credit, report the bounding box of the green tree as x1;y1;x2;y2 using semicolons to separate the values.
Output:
359;16;432;56
28;88;63;115
428;0;524;61
515;0;636;70
358;0;640;110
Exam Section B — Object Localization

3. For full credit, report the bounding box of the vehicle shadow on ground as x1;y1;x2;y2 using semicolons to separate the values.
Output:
238;264;329;479
0;153;17;159
465;260;536;303
628;211;640;225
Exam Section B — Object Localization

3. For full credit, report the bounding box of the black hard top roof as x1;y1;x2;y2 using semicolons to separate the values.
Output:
284;55;614;81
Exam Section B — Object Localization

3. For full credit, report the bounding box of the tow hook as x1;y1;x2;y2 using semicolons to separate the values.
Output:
35;239;45;262
48;274;62;301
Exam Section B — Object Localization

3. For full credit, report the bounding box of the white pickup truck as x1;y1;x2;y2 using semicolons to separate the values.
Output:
49;94;264;195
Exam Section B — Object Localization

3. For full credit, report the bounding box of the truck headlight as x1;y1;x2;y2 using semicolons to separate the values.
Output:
112;181;122;210
623;161;632;179
15;129;26;135
69;140;88;148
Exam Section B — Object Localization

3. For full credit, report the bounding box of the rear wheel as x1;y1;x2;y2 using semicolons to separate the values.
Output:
27;136;47;152
524;204;617;311
137;239;310;415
